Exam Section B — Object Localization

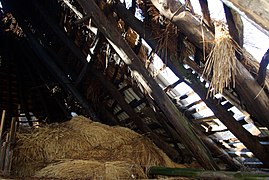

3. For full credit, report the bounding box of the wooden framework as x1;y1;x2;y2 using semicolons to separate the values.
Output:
0;0;269;171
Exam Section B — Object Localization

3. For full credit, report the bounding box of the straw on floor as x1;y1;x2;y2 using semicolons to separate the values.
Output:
12;116;185;178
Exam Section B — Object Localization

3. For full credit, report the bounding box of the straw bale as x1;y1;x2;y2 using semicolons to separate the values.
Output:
12;116;184;177
34;159;147;179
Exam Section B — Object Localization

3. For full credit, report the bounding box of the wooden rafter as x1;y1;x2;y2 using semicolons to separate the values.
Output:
150;0;269;129
76;0;219;170
221;0;269;36
198;0;212;29
113;1;269;167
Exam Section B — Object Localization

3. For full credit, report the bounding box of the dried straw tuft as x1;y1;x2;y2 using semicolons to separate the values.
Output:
116;137;181;169
203;22;238;97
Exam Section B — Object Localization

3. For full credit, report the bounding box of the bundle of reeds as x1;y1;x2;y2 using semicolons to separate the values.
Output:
12;116;183;178
34;159;147;179
203;22;238;97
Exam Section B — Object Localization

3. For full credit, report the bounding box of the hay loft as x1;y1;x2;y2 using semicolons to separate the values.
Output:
0;0;269;179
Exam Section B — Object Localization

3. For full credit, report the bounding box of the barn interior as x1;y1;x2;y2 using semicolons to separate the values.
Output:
0;0;269;179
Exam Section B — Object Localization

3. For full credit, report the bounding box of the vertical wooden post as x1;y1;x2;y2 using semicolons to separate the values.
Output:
0;110;6;142
3;117;17;176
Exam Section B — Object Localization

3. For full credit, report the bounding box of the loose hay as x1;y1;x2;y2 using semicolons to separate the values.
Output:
64;116;141;149
203;22;238;97
112;136;181;171
34;159;147;179
12;116;184;178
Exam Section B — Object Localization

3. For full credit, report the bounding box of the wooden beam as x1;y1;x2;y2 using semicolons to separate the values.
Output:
198;0;212;29
76;0;218;170
19;22;97;120
223;3;243;60
223;4;243;47
257;49;269;86
0;111;6;143
221;0;269;36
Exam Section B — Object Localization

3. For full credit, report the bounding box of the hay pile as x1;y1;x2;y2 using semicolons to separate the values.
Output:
35;160;147;179
12;116;184;179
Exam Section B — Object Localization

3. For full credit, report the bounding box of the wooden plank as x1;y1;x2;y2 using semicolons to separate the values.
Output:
192;116;216;123
76;0;218;170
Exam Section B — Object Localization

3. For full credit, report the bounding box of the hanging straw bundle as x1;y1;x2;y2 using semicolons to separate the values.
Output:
203;22;238;97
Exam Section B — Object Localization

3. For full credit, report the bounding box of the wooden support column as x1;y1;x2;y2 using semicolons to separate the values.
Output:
150;0;269;129
76;0;218;170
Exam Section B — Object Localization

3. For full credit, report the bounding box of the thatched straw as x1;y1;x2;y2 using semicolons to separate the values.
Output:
35;159;147;179
12;116;183;177
203;22;238;97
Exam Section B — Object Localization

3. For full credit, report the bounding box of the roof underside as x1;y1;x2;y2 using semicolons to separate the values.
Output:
0;0;269;170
